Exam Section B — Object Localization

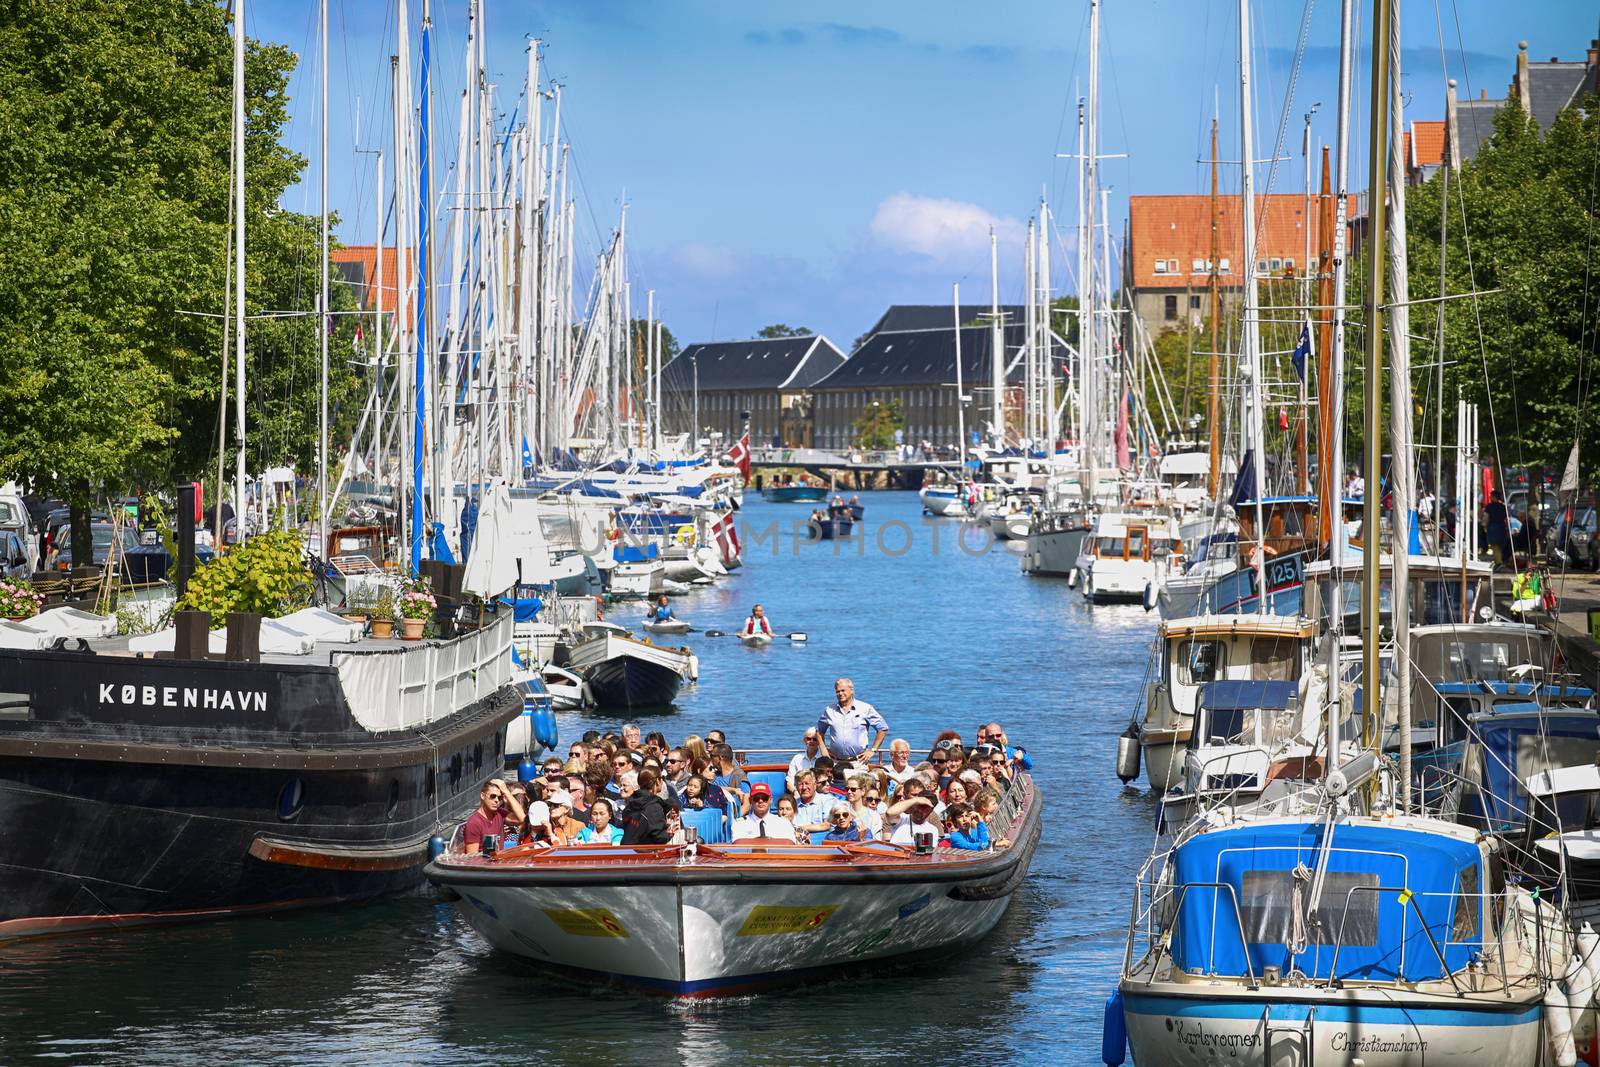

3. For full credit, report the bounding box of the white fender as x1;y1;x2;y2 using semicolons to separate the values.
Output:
1567;952;1596;1042
1067;567;1080;590
1548;984;1578;1067
1577;923;1600;996
687;653;700;682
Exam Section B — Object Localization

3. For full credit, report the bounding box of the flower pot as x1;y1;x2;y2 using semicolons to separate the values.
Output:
400;617;425;640
4;615;32;622
370;618;395;639
342;613;368;625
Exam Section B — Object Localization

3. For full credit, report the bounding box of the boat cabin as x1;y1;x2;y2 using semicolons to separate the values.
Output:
1302;554;1492;632
1153;615;1314;721
326;525;394;574
1176;680;1308;806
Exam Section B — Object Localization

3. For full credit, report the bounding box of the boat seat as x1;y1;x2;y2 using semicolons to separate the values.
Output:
744;769;790;800
681;806;729;845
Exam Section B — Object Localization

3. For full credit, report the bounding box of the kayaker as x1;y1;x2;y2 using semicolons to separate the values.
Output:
816;677;888;762
742;604;774;637
650;596;675;624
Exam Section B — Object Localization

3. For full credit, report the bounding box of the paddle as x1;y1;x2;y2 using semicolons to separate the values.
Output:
702;629;807;641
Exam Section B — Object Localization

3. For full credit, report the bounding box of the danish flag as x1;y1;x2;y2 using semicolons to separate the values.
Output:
726;431;752;485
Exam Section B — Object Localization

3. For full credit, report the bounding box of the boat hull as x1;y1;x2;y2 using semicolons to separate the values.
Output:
580;656;682;709
1021;524;1089;577
739;633;773;647
808;518;854;540
1122;986;1543;1066
760;486;828;503
919;488;967;517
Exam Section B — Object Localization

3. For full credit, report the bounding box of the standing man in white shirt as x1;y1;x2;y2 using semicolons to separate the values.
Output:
816;678;889;763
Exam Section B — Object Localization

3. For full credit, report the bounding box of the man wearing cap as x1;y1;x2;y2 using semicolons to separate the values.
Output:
787;729;822;792
732;783;795;841
816;678;889;762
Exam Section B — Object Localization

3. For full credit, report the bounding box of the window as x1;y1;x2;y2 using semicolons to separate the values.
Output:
1257;259;1269;272
1240;870;1380;947
1164;295;1178;321
1284;258;1295;271
1219;258;1232;273
1096;537;1125;557
1250;637;1301;681
1179;640;1227;685
1153;259;1170;274
1192;258;1207;272
1189;295;1202;310
1450;864;1480;942
1127;528;1147;558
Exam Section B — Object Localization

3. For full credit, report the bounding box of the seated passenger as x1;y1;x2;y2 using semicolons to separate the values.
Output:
732;783;796;841
788;728;822;792
565;776;592;826
620;769;673;845
463;778;524;854
711;743;749;809
622;723;643;751
985;722;1032;771
944;803;990;851
577;797;623;844
790;769;838;835
884;739;917;789
859;782;888;839
682;774;710;810
775;794;807;843
665;806;686;845
974;790;1012;849
546;789;582;842
845;775;883;839
887;796;941;847
822;805;866;843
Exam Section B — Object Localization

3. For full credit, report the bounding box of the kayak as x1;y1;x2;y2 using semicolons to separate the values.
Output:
738;632;774;647
643;617;691;635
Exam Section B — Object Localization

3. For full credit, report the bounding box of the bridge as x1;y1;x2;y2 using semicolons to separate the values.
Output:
749;447;963;490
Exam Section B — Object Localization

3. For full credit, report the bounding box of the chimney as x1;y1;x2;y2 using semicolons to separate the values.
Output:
1516;41;1531;113
1445;79;1461;170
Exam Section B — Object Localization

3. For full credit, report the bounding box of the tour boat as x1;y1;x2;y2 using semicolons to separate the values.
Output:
566;632;697;710
0;603;521;940
427;770;1040;996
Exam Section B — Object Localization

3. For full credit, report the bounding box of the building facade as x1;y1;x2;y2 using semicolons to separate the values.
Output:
657;335;846;448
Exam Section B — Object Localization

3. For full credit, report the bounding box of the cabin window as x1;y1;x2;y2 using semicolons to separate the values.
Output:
1240;870;1380;947
1097;537;1125;557
1202;707;1251;745
1249;637;1301;682
1450;864;1480;942
1421;580;1466;626
1179;640;1227;685
1127;528;1147;559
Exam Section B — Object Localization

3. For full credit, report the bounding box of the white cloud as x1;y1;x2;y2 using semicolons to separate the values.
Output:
673;241;740;278
867;192;1027;261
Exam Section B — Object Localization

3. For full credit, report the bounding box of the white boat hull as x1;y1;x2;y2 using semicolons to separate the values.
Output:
608;560;665;598
739;633;773;647
642;618;691;635
1021;524;1089;577
919;487;967;517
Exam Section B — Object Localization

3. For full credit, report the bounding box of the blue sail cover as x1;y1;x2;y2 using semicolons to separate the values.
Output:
1473;708;1600;830
612;542;660;563
1172;821;1481;983
1199;680;1298;712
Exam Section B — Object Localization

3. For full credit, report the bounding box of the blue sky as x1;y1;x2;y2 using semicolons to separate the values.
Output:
256;0;1599;349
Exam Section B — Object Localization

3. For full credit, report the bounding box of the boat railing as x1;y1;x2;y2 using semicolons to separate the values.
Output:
331;612;513;733
1321;883;1467;994
1124;878;1260;989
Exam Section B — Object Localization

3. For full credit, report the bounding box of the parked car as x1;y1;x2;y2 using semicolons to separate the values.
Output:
46;523;140;573
1551;503;1600;571
0;492;37;573
0;529;30;579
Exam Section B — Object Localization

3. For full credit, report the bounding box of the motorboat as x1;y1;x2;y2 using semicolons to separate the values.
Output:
1021;505;1092;577
604;543;664;599
1132;614;1317;792
760;484;827;504
567;632;697;710
540;664;589;711
1119;812;1561;1066
918;483;968;517
1075;510;1184;605
807;516;853;540
427;768;1041;996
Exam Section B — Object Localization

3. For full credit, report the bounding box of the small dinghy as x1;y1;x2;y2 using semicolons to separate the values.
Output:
739;632;774;647
643;617;691;635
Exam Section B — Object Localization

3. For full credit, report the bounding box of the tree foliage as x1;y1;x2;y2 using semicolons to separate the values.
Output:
0;1;363;508
175;527;312;623
853;399;903;450
756;323;811;339
629;318;681;365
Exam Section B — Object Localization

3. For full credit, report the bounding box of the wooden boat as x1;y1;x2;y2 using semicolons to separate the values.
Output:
567;633;696;710
760;484;827;504
0;606;520;941
806;517;853;540
427;770;1040;996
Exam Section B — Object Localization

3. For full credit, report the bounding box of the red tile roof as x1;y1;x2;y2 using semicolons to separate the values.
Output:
1409;120;1445;168
330;245;414;317
1126;194;1345;291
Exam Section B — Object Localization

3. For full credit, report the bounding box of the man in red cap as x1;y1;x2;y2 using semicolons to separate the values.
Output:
732;782;795;842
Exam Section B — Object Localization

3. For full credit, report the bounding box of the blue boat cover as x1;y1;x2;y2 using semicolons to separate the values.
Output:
1198;680;1298;712
1172;820;1481;982
497;596;544;622
612;543;660;563
1472;710;1600;829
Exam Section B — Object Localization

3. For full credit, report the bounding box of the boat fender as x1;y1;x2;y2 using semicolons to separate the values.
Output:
532;705;559;751
580;681;595;708
1115;724;1141;784
428;835;448;862
517;758;539;784
687;654;700;681
1579;924;1600;1000
1567;953;1596;1039
1549;984;1578;1067
1067;567;1080;590
1100;988;1128;1065
1142;583;1157;612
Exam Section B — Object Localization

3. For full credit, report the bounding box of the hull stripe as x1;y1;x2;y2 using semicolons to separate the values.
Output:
1123;991;1542;1027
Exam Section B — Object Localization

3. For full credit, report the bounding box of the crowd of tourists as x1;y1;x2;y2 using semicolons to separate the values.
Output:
460;678;1030;854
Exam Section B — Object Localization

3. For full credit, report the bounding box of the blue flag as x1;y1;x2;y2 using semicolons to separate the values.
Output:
1290;321;1311;382
521;435;533;470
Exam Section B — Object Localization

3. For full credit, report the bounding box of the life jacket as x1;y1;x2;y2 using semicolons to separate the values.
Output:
744;616;772;635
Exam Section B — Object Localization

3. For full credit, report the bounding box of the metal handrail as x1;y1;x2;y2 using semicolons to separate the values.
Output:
1321;883;1475;994
1137;879;1260;989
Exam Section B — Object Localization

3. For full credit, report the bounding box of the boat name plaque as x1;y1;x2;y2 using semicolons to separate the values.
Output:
98;683;268;713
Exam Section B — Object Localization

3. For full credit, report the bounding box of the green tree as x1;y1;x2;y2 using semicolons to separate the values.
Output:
853;400;903;450
757;323;811;339
629;319;681;364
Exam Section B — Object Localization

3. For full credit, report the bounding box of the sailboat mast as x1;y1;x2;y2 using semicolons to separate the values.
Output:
953;284;966;473
411;0;434;572
1325;0;1355;773
990;229;1003;448
318;0;330;556
1207;117;1221;498
232;0;247;525
1360;0;1395;755
1083;0;1100;494
1237;0;1268;604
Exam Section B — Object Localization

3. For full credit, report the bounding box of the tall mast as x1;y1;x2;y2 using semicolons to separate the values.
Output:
318;0;330;554
1434;83;1454;534
1237;0;1267;607
1385;0;1415;808
372;148;384;488
411;0;433;572
1296;107;1315;496
1207;117;1222;497
1039;199;1053;447
990;229;1004;448
1083;0;1100;495
232;0;247;525
953;284;967;473
1314;147;1334;545
1360;0;1395;761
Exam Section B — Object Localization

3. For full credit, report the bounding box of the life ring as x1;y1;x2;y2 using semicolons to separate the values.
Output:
673;524;697;546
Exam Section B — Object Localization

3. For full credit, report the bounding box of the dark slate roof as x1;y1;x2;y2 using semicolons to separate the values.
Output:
814;324;1054;390
862;304;1026;341
658;335;846;393
1527;63;1590;131
1455;97;1503;164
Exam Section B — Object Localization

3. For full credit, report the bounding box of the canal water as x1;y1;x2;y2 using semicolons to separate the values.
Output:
0;492;1159;1065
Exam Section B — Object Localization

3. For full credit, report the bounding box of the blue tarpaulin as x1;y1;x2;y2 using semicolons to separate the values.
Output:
497;596;544;622
428;521;456;564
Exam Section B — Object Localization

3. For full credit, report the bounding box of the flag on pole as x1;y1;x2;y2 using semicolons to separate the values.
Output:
726;431;752;485
1560;438;1581;494
1290;320;1311;382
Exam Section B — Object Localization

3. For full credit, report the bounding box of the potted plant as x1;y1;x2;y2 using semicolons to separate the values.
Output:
399;579;435;640
342;582;377;626
0;579;43;621
371;587;397;639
